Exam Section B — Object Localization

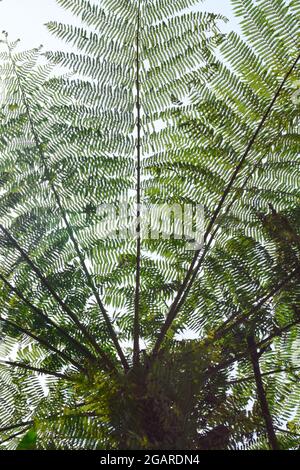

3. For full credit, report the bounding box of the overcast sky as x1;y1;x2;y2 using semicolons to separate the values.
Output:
0;0;240;51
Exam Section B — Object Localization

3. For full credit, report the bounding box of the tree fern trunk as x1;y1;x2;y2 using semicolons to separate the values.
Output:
247;335;280;450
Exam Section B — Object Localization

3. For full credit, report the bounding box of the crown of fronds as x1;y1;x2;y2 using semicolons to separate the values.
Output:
0;0;299;450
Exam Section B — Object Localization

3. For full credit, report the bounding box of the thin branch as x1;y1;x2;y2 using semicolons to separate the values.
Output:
0;315;86;374
161;266;300;366
0;360;76;382
205;319;300;385
247;335;280;450
178;288;300;381
5;39;128;371
227;365;300;385
152;52;300;355
210;266;300;344
0;411;100;444
0;271;98;365
0;225;114;371
0;427;30;446
258;318;300;352
152;237;214;356
133;0;142;367
0;420;34;434
274;426;300;438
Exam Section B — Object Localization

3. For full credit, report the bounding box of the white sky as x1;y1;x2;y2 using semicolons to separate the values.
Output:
0;0;241;51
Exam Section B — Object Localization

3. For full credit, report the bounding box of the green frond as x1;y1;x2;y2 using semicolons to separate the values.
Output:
0;0;299;451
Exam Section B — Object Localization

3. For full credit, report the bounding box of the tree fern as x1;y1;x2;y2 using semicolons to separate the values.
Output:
0;0;299;450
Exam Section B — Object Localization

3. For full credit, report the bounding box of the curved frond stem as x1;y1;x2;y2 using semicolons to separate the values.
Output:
227;365;300;385
0;360;76;382
0;411;100;442
133;0;141;367
4;40;128;372
206;319;300;384
152;233;215;352
258;318;300;352
210;266;300;344
0;428;31;446
152;51;300;356
0;271;99;365
179;267;300;366
0;420;34;434
0;225;114;370
274;427;300;438
247;335;280;450
0;316;86;374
